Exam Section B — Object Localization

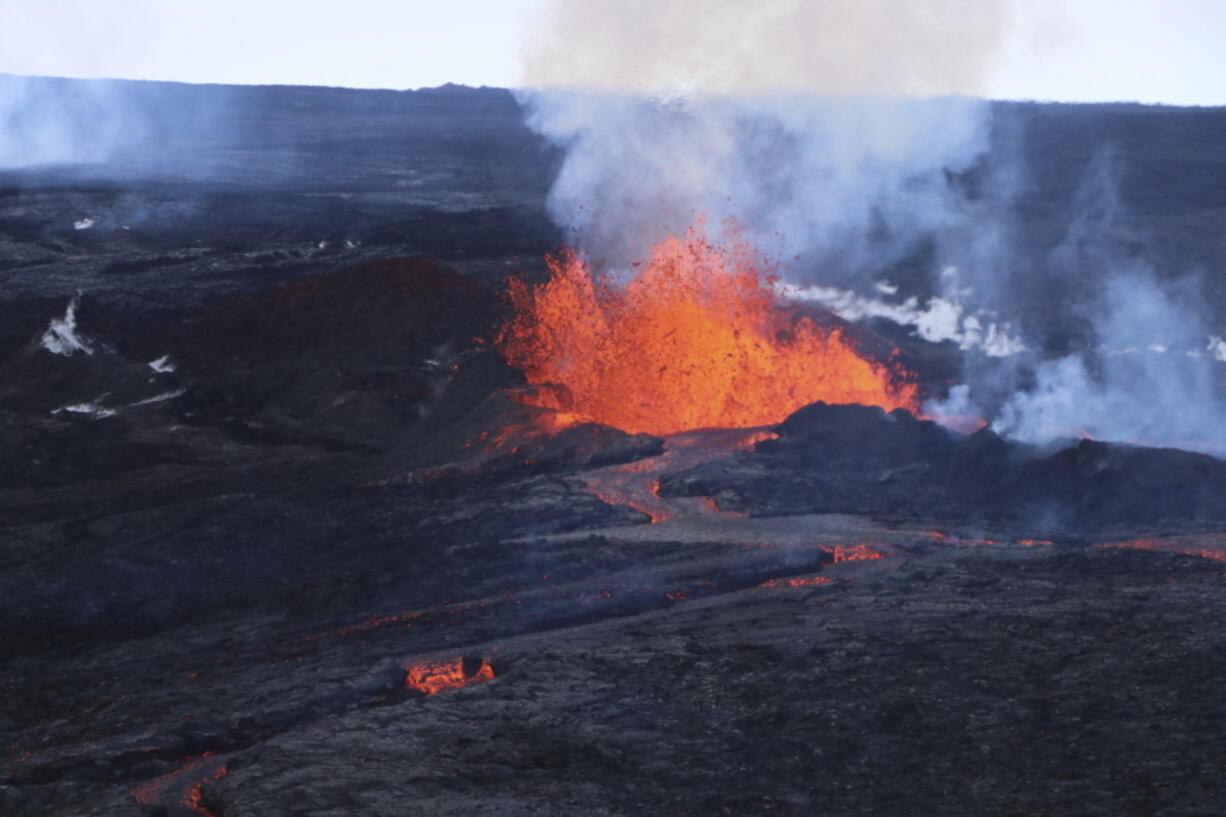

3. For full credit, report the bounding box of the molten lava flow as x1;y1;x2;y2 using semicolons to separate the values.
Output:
761;576;834;588
132;755;229;817
823;544;885;562
578;427;775;523
499;228;919;435
405;657;495;695
1103;535;1226;563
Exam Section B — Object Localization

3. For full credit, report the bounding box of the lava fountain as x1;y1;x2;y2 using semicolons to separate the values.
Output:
498;226;919;435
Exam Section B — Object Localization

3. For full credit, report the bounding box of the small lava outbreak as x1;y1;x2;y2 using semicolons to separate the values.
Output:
498;226;918;435
132;754;229;817
404;657;496;695
824;544;885;562
760;576;834;588
1103;535;1226;562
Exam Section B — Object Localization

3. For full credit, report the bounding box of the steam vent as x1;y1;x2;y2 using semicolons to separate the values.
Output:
6;63;1226;817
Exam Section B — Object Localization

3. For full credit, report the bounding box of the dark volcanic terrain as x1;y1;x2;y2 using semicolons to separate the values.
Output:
3;78;1226;816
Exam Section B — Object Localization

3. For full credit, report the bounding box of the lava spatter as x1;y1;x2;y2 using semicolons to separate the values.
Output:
498;226;919;436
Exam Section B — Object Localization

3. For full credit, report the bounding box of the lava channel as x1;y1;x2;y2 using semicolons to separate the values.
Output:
578;426;775;523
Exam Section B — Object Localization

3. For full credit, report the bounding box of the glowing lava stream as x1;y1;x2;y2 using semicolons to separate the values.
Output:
578;426;776;523
498;226;919;436
132;753;229;817
1102;535;1226;562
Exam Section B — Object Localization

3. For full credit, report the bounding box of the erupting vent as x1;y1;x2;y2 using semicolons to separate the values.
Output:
498;228;919;435
404;657;495;695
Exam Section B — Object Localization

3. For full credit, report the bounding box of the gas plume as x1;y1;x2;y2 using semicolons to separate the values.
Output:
522;0;1009;97
517;1;1226;456
517;1;1013;271
977;150;1226;453
0;73;234;177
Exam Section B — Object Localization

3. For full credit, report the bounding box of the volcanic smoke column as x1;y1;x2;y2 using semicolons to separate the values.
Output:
501;0;1022;432
516;0;1012;268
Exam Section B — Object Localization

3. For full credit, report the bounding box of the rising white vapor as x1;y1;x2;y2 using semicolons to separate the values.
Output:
520;1;1226;456
522;0;1011;97
517;0;1019;269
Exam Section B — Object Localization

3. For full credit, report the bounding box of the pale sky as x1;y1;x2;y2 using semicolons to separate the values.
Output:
0;0;1222;106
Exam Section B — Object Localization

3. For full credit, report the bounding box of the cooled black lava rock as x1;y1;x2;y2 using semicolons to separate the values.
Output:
659;401;1226;537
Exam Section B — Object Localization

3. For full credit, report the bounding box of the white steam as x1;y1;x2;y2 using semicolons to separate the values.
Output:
0;74;233;175
991;271;1226;452
931;148;1226;455
522;0;1010;97
40;297;94;357
777;268;1027;357
522;2;1223;456
517;1;1017;269
0;75;136;167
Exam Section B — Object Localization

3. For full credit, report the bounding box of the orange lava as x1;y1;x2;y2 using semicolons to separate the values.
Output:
1103;536;1226;562
404;657;495;695
584;476;670;523
498;227;919;435
931;413;989;435
133;755;228;817
823;544;884;562
578;427;775;523
184;766;229;817
762;576;834;588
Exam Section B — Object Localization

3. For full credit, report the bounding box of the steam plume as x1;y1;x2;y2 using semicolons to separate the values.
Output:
517;1;1226;456
522;0;1009;97
981;150;1226;453
516;1;1013;270
0;74;232;176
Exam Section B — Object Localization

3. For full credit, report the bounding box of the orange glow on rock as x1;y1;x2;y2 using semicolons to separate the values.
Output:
761;576;834;588
498;227;919;435
823;544;885;562
577;427;775;523
1103;536;1226;563
132;755;228;817
404;657;495;695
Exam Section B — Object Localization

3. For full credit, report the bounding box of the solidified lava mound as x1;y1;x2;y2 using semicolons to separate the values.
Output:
183;257;498;363
659;401;1226;537
170;257;524;448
